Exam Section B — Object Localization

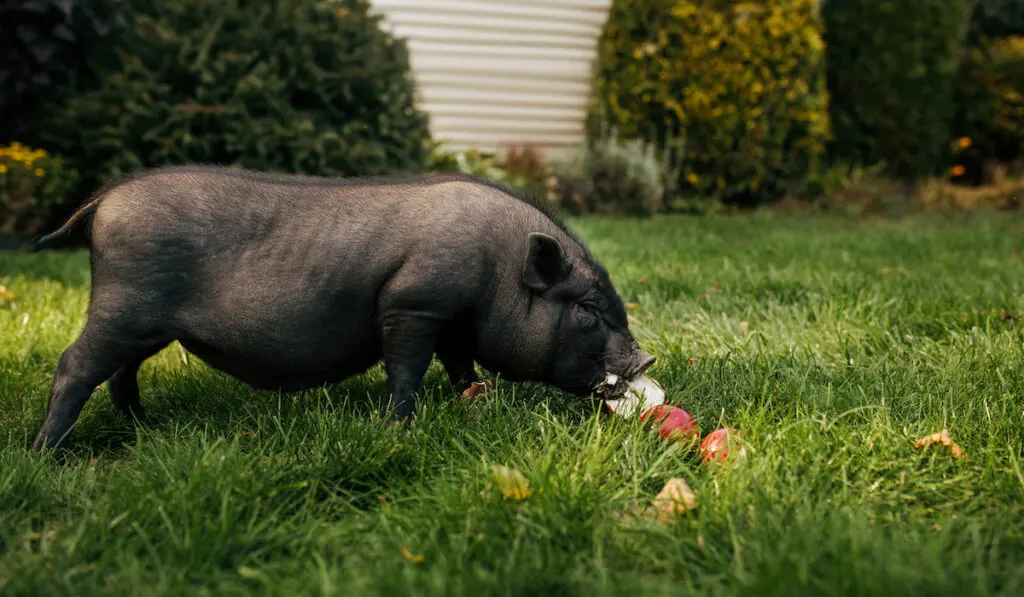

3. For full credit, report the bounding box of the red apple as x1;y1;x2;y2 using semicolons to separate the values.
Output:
639;405;699;443
699;428;743;463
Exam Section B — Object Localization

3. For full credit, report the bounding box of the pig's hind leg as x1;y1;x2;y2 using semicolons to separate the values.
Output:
32;308;170;452
108;353;165;420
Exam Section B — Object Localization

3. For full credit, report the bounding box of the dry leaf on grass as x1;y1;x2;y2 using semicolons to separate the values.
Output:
0;285;14;304
610;479;698;525
645;478;698;524
914;429;964;459
400;545;424;564
19;520;58;551
490;464;533;501
697;287;720;301
461;379;493;401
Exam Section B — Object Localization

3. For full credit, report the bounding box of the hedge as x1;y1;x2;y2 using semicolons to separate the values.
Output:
588;0;830;206
0;0;128;147
821;0;974;181
952;35;1024;184
968;0;1024;43
44;0;432;195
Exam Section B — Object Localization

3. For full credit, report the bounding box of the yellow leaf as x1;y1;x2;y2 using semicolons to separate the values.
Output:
491;464;533;501
646;478;698;524
400;545;424;564
0;285;14;303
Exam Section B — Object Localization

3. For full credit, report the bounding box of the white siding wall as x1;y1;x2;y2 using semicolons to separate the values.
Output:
370;0;612;159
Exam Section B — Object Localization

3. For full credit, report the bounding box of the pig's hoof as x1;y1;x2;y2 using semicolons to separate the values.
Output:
31;435;64;453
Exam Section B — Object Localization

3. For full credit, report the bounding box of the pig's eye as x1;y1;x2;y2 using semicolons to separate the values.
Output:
574;302;600;327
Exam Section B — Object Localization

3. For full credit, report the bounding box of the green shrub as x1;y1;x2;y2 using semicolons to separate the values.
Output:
952;36;1024;184
426;145;506;180
587;0;829;207
425;143;554;201
552;130;665;217
0;0;128;146
0;143;79;240
46;0;431;193
821;0;974;181
501;145;554;201
968;0;1024;43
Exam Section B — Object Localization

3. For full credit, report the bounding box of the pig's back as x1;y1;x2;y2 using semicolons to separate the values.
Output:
81;166;575;390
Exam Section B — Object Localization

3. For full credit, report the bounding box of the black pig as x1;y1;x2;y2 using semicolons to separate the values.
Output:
30;166;656;450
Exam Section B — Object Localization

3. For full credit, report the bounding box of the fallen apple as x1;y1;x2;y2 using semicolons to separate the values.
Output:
699;428;744;463
640;405;699;443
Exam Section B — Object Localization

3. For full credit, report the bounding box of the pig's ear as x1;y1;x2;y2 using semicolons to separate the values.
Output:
523;232;570;292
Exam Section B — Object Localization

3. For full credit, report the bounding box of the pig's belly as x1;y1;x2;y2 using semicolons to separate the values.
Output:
174;306;383;391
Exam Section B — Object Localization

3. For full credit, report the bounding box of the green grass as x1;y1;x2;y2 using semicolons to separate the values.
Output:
2;211;1024;596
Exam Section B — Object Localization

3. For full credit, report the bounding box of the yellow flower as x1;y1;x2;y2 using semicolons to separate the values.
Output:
957;137;972;149
951;165;966;177
34;168;45;177
686;172;700;185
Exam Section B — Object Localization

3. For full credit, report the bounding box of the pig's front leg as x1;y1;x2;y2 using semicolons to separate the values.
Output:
436;331;479;394
379;311;444;424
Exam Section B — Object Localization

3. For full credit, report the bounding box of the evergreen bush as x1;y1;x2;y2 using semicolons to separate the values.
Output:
821;0;974;181
46;0;431;193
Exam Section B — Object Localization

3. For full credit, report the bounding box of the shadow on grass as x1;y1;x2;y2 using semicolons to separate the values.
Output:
14;349;601;463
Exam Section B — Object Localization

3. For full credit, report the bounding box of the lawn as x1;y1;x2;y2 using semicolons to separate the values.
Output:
2;212;1024;596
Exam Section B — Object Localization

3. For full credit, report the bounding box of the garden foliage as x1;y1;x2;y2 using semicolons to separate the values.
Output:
553;130;666;217
588;0;830;207
0;0;128;146
952;36;1024;183
44;0;431;193
426;143;552;201
821;0;974;181
0;143;78;240
967;0;1024;43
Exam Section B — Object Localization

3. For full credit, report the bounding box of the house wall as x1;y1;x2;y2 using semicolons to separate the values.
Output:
370;0;612;159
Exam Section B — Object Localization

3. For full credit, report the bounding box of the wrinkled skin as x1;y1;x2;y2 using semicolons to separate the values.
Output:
30;166;656;451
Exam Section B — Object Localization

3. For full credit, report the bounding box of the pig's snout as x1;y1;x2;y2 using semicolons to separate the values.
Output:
596;350;658;395
633;352;657;378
